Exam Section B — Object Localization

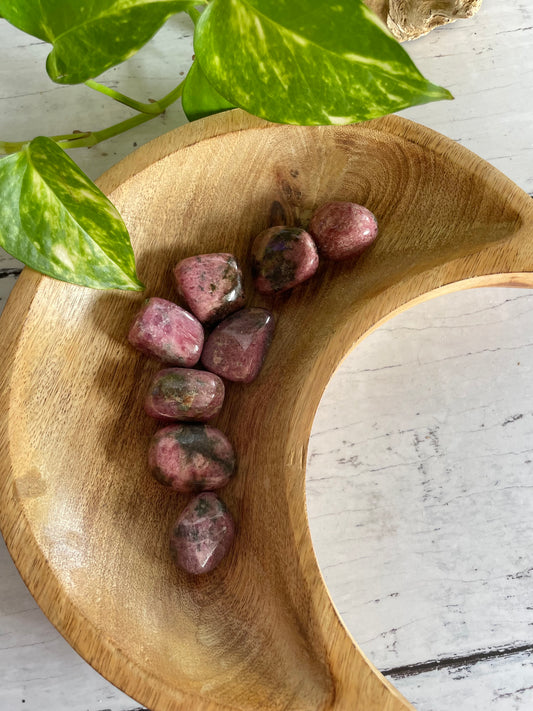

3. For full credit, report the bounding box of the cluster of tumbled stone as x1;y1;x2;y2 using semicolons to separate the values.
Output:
128;201;378;575
250;201;379;294
129;252;275;575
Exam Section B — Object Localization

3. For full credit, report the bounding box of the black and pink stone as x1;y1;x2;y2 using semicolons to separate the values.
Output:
308;201;378;261
128;297;204;366
170;492;235;574
251;226;319;294
144;368;225;422
149;424;236;493
201;307;275;383
173;253;245;324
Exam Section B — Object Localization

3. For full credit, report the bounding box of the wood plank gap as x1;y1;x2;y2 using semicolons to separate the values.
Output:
382;642;533;679
0;268;23;279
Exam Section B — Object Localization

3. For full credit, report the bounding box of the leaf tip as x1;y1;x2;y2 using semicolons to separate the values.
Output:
125;275;146;292
430;83;454;102
103;277;145;292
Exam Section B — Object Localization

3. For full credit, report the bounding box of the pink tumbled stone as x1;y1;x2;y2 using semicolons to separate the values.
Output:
251;226;319;294
308;201;378;260
144;368;224;422
170;492;235;574
149;424;236;493
201;308;275;383
128;297;203;366
173;253;245;324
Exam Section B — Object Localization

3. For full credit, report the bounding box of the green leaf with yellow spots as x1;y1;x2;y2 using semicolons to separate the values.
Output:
182;60;235;122
194;0;452;125
0;137;143;290
0;0;200;84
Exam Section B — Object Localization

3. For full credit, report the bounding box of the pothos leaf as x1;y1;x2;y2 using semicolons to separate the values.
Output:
182;60;235;122
194;0;452;125
0;137;143;290
0;0;200;84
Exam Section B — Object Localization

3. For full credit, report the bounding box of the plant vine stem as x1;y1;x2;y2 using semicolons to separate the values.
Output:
57;112;156;149
0;79;185;154
186;7;202;24
85;79;163;114
0;132;91;154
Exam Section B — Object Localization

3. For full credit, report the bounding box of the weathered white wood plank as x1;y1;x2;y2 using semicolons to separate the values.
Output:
387;647;533;711
403;0;533;195
307;287;533;671
0;248;22;270
0;272;20;315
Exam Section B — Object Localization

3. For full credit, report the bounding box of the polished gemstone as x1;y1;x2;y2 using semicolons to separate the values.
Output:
170;492;235;574
128;297;203;366
251;226;319;294
174;253;245;324
144;367;224;422
201;307;275;383
308;201;378;260
149;423;236;493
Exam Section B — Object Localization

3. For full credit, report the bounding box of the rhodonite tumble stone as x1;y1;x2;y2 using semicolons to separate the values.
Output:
170;492;235;574
308;201;378;260
173;253;245;324
201;308;275;383
149;424;236;492
251;226;319;294
128;297;204;366
145;368;224;422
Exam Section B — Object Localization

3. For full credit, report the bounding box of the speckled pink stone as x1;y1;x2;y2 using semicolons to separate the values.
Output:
170;492;235;574
201;308;275;383
251;226;319;294
149;424;236;493
144;368;225;422
173;253;245;324
308;201;378;260
128;297;204;366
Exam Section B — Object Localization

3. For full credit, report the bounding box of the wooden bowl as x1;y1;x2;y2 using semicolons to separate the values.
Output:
1;111;533;711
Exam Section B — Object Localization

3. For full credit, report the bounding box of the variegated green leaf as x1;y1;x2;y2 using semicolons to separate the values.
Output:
194;0;452;125
0;137;143;290
0;0;200;84
182;60;235;122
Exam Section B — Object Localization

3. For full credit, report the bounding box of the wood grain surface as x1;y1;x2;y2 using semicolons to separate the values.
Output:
1;110;533;711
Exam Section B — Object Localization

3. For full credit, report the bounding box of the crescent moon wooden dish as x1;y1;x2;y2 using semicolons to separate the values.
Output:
1;111;533;711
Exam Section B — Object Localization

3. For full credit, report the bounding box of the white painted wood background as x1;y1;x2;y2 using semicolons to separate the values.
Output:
1;2;532;709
